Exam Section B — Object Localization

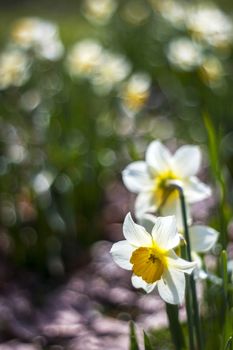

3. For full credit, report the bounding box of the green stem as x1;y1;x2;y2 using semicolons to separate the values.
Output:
221;250;229;348
181;244;195;350
178;187;203;350
185;276;195;350
165;303;186;350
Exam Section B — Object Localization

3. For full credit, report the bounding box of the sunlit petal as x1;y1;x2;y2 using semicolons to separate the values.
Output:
122;161;153;193
184;176;211;203
167;250;197;274
151;216;180;250
110;240;135;270
157;268;185;304
123;213;152;247
173;145;201;177
189;225;219;252
146;140;172;174
131;275;156;293
135;191;157;219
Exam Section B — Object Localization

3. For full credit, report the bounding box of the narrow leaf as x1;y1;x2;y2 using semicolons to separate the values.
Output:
143;331;153;350
221;250;228;301
224;336;233;350
165;303;185;350
129;321;140;350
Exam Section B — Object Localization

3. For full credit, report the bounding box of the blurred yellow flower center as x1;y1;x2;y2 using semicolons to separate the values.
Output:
124;89;149;110
154;170;180;207
130;246;167;283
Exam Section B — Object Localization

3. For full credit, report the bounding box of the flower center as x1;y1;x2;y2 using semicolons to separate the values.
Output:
130;246;167;283
154;170;180;208
124;88;148;110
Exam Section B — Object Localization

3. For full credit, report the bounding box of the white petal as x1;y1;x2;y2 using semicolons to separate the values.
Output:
123;213;152;247
135;191;156;219
145;140;172;174
122;161;154;193
138;214;158;233
131;275;156;293
110;240;135;270
157;268;185;304
167;250;197;274
189;225;219;253
192;252;202;270
152;216;180;250
173;145;201;177
184;176;211;203
161;195;192;232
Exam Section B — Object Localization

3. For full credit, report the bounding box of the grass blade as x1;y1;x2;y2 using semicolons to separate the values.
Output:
166;303;186;350
129;321;140;350
143;331;153;350
224;336;233;350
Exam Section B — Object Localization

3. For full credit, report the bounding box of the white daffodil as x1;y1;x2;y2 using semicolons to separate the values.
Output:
92;51;131;94
154;0;188;29
199;56;224;88
186;5;233;49
82;0;117;25
11;17;64;61
122;140;211;225
0;49;30;90
140;214;219;279
166;37;203;71
66;39;103;79
110;213;196;304
119;72;151;115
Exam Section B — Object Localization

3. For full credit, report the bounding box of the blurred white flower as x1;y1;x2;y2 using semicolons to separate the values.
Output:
11;17;64;61
33;170;54;194
7;144;28;164
167;37;203;71
120;73;151;114
189;225;219;278
154;0;187;28
82;0;117;25
186;5;233;49
0;49;30;90
122;140;211;224
121;0;150;26
92;52;131;94
199;56;224;87
66;39;103;78
110;213;196;304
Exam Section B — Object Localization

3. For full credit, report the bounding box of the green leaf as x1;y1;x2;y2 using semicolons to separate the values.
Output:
203;112;220;176
203;112;228;248
166;303;186;350
220;250;228;301
143;331;153;350
224;336;233;350
129;321;140;350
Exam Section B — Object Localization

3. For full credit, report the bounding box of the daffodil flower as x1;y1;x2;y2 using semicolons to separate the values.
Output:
110;213;196;304
140;214;219;279
122;140;211;224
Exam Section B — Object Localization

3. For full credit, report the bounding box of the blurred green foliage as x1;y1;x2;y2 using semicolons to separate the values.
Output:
0;1;232;349
0;0;233;281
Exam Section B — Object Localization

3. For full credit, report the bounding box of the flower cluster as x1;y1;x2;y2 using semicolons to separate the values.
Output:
10;17;64;61
111;140;219;304
66;39;131;95
153;1;231;88
82;0;117;25
0;17;64;91
0;49;30;90
66;39;151;112
154;0;233;50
